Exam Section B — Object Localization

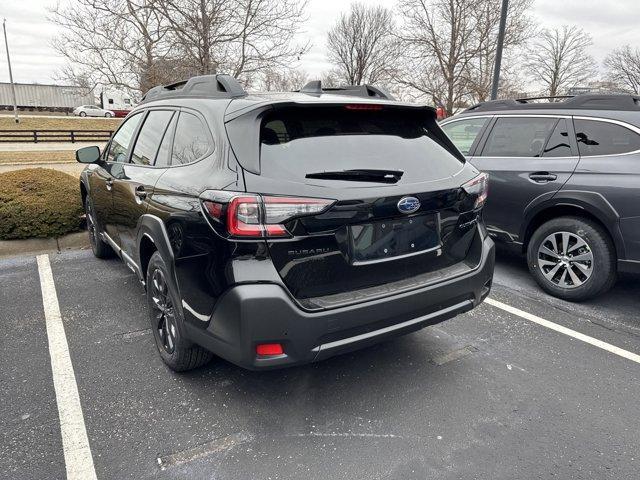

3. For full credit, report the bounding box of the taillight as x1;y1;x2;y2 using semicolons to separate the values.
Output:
203;194;334;238
227;196;263;237
462;172;489;209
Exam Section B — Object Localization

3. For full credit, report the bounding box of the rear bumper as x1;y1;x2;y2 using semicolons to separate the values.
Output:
185;236;495;370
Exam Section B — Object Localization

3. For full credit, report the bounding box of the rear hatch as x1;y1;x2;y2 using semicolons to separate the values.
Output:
226;103;485;308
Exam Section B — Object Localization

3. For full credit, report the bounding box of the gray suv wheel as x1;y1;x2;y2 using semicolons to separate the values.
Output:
527;216;617;302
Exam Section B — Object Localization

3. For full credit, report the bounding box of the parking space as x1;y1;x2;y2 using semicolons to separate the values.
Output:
1;249;640;479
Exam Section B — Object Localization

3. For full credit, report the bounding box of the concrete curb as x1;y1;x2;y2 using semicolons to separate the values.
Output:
0;231;90;259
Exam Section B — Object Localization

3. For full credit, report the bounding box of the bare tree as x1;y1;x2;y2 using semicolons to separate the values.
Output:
259;68;308;91
156;0;309;83
396;0;482;115
396;0;534;114
326;3;398;85
464;0;534;103
51;0;308;94
526;25;597;97
49;0;171;93
604;45;640;94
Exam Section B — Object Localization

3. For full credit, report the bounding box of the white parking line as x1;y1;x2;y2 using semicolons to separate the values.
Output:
36;254;98;480
486;297;640;365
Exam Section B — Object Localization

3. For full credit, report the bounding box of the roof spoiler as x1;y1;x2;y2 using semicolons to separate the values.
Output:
298;80;396;101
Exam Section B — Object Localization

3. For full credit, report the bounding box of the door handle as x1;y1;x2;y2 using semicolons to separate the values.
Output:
134;185;147;200
529;172;557;183
105;179;113;191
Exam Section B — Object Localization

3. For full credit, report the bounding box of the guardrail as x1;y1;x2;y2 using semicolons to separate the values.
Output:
0;130;114;143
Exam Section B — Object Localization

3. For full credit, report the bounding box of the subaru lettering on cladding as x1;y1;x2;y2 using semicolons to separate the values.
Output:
77;74;495;372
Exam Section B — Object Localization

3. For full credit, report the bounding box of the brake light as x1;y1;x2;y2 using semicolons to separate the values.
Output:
344;104;383;111
203;195;335;238
462;172;489;209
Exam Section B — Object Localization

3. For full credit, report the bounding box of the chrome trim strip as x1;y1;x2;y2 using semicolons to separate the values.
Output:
315;300;472;352
101;231;140;275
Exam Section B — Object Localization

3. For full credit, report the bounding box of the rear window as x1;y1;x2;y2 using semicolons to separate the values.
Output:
259;107;463;181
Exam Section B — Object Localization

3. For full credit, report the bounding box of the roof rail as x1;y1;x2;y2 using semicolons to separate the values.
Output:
298;81;396;101
515;95;574;103
140;74;247;103
464;93;640;113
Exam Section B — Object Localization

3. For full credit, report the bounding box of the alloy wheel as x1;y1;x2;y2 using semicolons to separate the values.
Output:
150;268;177;354
537;231;594;289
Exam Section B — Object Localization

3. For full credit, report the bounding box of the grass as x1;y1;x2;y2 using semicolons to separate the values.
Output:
0;115;122;132
0;168;83;240
0;151;76;164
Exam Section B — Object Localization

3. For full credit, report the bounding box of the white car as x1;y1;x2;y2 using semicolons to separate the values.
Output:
73;105;115;118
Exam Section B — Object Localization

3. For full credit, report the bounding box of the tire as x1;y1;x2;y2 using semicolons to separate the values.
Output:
84;197;113;259
146;251;213;372
105;112;113;118
527;216;617;302
79;111;87;117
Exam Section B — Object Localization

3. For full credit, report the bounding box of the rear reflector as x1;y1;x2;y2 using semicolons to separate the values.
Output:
256;343;284;356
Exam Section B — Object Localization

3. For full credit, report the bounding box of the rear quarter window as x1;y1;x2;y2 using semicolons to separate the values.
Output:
574;119;640;156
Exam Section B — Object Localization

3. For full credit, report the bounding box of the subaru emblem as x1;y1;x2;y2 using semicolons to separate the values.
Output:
397;196;421;214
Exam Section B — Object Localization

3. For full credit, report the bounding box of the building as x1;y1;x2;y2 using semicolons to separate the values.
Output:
0;82;95;113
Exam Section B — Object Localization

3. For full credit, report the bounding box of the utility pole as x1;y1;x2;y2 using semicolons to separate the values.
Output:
490;0;509;100
3;18;19;123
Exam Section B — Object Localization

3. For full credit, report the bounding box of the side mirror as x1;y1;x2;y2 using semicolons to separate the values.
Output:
76;146;101;164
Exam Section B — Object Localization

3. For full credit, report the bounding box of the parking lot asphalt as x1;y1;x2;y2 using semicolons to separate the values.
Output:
1;247;639;480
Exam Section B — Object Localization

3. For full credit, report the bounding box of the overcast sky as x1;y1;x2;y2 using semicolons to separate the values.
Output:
1;0;638;86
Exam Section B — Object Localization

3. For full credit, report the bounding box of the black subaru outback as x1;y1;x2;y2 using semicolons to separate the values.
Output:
441;94;640;302
77;75;495;371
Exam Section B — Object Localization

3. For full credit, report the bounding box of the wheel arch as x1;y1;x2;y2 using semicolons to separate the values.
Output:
521;192;624;259
136;214;177;286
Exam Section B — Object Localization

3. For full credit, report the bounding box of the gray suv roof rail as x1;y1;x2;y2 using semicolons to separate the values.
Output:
464;93;640;113
297;80;396;101
140;74;248;103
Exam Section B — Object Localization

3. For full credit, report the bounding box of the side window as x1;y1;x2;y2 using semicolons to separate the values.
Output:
155;114;178;168
542;119;573;157
441;118;489;155
106;113;143;163
574;119;640;156
171;112;212;165
130;110;174;166
481;117;557;157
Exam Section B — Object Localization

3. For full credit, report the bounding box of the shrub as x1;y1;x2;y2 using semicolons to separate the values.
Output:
0;168;83;240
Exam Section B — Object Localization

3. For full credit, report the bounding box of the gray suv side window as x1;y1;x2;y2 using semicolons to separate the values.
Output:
574;119;640;156
441;117;489;155
107;112;143;163
481;117;557;157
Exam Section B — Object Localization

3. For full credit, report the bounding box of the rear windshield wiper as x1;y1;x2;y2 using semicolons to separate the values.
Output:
305;169;404;184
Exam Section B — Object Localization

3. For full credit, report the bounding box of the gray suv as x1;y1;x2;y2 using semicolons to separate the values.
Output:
441;94;640;301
